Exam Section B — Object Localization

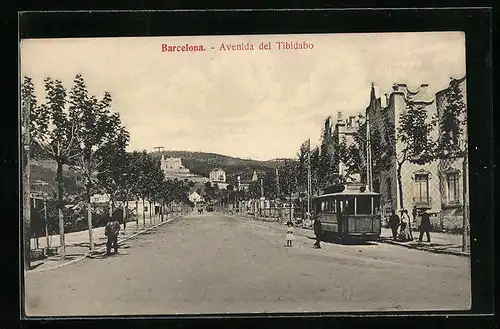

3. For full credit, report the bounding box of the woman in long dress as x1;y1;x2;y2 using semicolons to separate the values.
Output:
398;209;412;241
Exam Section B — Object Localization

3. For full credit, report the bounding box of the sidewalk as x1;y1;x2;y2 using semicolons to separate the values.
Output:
379;227;470;257
229;212;469;257
27;212;187;273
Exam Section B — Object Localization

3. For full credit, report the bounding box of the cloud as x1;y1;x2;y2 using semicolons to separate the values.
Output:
21;33;466;160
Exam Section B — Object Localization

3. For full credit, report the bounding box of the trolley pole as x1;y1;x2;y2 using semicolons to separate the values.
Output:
366;110;373;192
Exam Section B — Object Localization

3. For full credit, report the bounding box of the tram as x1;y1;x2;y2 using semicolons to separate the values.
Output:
313;183;382;241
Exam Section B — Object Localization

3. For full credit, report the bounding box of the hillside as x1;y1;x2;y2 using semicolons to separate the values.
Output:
30;160;83;196
29;151;294;197
154;151;280;183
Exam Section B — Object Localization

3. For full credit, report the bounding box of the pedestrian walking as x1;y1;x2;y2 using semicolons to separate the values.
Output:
285;221;294;247
388;209;400;240
105;217;121;255
313;215;323;249
418;209;432;243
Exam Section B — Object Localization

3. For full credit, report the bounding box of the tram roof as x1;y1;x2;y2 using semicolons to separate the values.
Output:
314;190;380;199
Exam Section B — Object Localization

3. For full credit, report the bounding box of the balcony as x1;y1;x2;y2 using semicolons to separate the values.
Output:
413;196;432;208
443;198;461;208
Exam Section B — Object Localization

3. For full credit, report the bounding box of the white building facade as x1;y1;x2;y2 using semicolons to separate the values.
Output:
209;168;226;183
362;78;467;230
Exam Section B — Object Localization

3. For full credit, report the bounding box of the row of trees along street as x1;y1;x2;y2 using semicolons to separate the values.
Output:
21;75;192;268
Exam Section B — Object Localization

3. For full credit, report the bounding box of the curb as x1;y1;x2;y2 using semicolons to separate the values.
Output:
27;214;185;274
379;238;470;257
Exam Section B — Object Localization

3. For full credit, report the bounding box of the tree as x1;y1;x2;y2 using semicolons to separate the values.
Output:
69;74;129;251
262;170;278;199
247;181;260;199
296;140;309;193
279;161;299;198
31;77;81;260
337;114;394;186
21;77;37;269
433;78;468;250
309;146;321;195
396;102;436;210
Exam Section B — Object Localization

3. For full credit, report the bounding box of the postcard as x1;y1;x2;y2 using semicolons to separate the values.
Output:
20;32;470;316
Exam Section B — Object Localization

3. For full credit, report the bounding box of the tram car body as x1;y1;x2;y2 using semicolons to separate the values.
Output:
313;183;382;241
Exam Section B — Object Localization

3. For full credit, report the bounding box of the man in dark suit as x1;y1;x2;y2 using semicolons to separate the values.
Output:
313;215;323;249
388;209;400;240
418;209;432;242
105;217;121;254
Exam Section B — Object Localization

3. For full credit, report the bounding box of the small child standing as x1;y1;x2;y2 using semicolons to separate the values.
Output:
285;221;295;247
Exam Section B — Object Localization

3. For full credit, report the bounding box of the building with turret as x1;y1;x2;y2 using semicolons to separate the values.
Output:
160;155;208;183
364;82;440;219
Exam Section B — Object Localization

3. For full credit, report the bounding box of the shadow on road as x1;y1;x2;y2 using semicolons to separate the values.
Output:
327;239;378;246
305;235;378;246
88;251;130;260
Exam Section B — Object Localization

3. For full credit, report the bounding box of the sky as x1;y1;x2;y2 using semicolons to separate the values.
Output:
20;32;466;161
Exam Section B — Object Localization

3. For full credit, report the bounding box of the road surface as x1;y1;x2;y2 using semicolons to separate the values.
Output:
24;211;471;316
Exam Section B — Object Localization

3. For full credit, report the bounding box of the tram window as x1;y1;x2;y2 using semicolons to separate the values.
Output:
373;197;381;213
315;202;321;213
343;199;355;215
357;196;372;215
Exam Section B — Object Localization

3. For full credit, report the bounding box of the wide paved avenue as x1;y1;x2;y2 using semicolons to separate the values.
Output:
25;212;471;316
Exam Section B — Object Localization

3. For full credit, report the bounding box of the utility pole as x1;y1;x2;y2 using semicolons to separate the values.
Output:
260;178;264;198
22;97;31;270
366;110;373;192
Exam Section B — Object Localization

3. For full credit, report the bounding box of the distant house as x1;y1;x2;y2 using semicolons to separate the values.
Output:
90;193;110;204
189;191;204;204
209;168;226;183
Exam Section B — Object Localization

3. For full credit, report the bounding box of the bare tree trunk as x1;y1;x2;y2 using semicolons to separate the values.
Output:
44;198;50;251
86;184;94;251
124;199;129;231
56;161;66;260
135;199;139;226
142;198;145;227
108;197;113;220
397;163;404;210
149;200;152;225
